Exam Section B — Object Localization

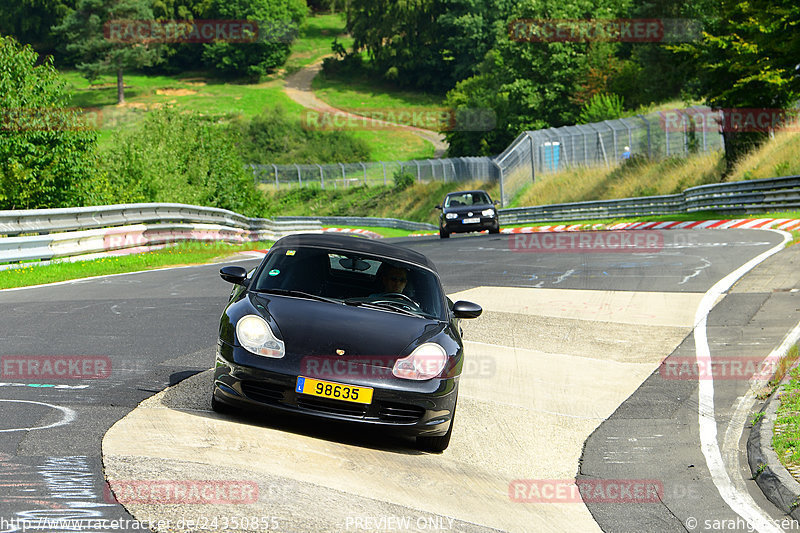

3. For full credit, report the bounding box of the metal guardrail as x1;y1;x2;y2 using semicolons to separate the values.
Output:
498;175;800;224
0;204;323;266
275;216;437;232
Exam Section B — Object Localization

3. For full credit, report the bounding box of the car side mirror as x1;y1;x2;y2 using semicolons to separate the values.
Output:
452;300;482;319
493;200;500;205
435;204;442;210
220;265;248;285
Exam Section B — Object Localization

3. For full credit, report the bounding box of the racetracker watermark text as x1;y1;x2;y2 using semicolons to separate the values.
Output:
509;231;664;253
509;479;663;503
1;356;111;380
104;19;296;43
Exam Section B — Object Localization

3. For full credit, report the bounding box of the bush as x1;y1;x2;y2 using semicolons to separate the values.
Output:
393;170;415;191
99;107;267;216
578;93;624;124
0;35;106;209
236;106;371;164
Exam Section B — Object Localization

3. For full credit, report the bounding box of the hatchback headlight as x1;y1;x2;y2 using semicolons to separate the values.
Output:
392;343;447;380
236;315;285;358
481;209;495;217
445;213;458;219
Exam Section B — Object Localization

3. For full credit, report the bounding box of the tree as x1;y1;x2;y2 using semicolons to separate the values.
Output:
54;0;164;104
0;36;106;209
201;0;307;79
444;0;632;156
674;0;800;170
0;0;76;55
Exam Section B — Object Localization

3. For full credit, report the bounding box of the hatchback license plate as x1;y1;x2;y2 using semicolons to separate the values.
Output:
462;218;480;224
296;376;373;404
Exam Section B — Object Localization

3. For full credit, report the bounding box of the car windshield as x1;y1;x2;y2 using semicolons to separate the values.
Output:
251;246;446;320
445;192;491;207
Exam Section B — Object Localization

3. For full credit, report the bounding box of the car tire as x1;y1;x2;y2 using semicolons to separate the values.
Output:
211;393;236;415
439;229;450;239
489;225;500;234
416;401;456;452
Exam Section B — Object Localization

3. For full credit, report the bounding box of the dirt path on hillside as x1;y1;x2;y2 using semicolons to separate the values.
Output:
284;61;448;158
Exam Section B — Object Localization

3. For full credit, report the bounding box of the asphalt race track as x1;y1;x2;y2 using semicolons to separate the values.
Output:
1;228;799;532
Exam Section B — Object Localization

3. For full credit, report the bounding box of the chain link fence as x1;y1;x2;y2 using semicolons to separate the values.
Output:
250;157;497;190
250;106;725;206
493;105;725;205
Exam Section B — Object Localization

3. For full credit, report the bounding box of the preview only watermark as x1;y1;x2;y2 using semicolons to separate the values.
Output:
1;356;111;380
104;19;297;44
301;108;496;132
509;479;663;503
509;231;664;253
509;18;702;43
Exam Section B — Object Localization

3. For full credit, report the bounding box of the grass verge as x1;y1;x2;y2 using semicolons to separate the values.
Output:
773;352;800;471
0;241;272;290
510;130;800;209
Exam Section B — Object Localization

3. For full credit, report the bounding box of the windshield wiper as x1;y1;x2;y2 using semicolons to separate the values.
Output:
253;288;341;305
344;299;420;317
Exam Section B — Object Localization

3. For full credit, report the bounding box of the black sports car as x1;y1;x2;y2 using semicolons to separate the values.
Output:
436;190;500;238
212;233;482;452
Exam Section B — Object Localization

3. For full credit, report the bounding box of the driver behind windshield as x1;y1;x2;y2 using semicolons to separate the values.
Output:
375;264;408;294
378;263;408;294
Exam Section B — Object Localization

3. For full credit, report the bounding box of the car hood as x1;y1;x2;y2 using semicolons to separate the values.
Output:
252;294;445;363
445;204;494;213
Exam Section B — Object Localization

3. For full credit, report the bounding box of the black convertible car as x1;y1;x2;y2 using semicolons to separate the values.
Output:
436;190;500;238
212;233;482;452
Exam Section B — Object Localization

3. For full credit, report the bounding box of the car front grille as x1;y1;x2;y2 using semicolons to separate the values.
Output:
296;396;368;418
241;381;285;404
377;403;426;423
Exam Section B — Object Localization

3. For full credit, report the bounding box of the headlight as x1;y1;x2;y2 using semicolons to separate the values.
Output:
481;209;495;217
392;343;447;380
236;315;285;358
445;213;458;219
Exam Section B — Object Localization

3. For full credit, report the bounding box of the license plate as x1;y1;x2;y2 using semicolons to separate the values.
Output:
462;218;480;224
295;376;373;404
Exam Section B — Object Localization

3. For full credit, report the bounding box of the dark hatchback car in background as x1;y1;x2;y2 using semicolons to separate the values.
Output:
436;190;500;238
213;233;482;452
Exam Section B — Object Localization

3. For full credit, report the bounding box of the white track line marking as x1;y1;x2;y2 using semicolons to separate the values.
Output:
0;399;76;432
694;229;790;532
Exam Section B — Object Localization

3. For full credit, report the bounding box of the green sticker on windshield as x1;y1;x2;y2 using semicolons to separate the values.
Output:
268;269;280;276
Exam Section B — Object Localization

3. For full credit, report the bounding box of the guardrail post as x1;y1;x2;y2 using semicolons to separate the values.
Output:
527;132;536;182
361;162;367;185
339;163;345;189
493;161;505;207
415;161;421;182
637;114;652;158
272;164;278;190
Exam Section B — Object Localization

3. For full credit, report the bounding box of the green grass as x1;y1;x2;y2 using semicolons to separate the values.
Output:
286;13;354;72
323;226;421;238
0;241;272;290
262;180;499;224
59;12;434;161
312;73;446;130
773;357;800;469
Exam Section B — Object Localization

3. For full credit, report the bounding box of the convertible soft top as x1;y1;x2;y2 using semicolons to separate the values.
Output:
270;233;438;272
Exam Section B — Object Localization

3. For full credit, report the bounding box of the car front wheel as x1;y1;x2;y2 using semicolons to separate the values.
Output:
439;228;450;239
417;401;456;452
